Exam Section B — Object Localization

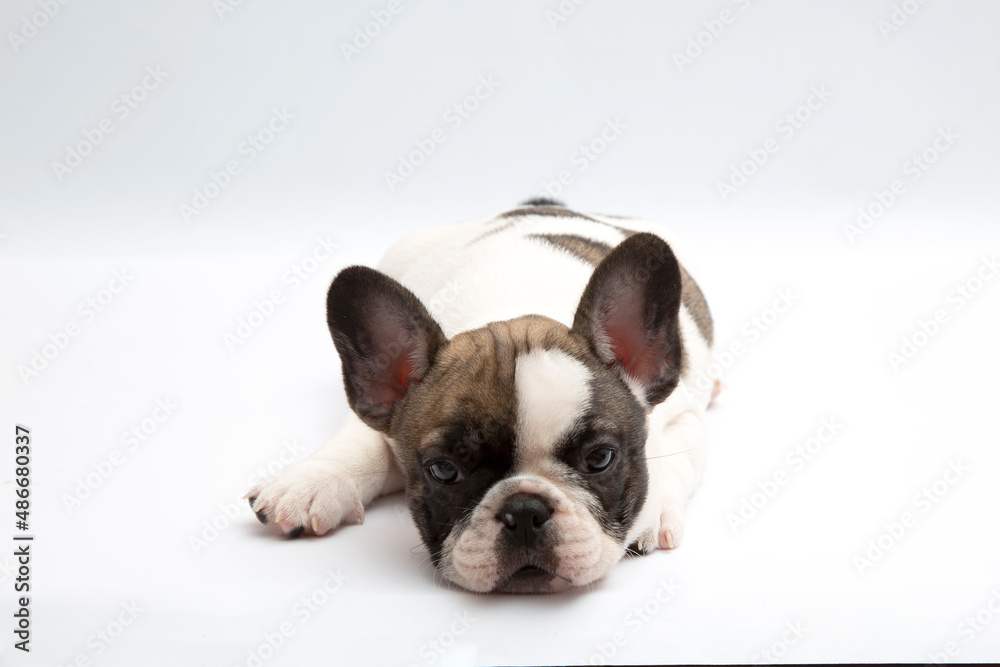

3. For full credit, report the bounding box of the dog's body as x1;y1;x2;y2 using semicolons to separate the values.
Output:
248;201;715;593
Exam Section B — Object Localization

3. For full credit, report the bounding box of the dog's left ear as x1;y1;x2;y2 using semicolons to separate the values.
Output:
326;266;447;432
571;233;683;406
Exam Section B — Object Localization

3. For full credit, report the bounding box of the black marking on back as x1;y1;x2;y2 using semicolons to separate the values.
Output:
529;233;612;267
469;210;715;345
678;264;713;344
498;206;597;220
521;197;565;207
468;206;609;248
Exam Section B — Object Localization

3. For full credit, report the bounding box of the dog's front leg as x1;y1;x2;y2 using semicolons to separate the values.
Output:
246;412;404;537
629;409;708;554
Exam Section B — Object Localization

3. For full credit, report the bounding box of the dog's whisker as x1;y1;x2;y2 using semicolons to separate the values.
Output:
646;448;693;461
551;571;573;584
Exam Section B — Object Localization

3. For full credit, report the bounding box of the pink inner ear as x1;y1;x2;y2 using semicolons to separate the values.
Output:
364;312;423;404
605;321;635;368
604;307;664;387
394;357;415;389
607;322;658;384
604;305;645;370
363;353;415;415
603;292;642;366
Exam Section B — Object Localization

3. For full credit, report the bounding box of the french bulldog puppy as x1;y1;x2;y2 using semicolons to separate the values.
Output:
247;199;716;594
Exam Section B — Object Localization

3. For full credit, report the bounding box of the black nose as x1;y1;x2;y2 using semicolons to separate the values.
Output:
497;494;553;550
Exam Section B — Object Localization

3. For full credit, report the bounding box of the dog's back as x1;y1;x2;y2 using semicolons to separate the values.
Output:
379;200;716;413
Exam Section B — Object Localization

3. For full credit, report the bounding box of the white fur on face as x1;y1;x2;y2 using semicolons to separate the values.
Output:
514;348;592;470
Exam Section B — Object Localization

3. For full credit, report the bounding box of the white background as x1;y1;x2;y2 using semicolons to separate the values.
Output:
2;0;999;665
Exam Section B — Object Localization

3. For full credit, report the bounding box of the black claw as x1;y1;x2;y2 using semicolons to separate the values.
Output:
287;526;305;539
248;497;269;524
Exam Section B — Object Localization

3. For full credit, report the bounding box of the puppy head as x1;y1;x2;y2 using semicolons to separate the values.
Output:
326;233;684;593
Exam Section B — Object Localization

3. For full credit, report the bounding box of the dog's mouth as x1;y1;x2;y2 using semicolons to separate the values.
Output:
511;565;550;581
492;563;572;594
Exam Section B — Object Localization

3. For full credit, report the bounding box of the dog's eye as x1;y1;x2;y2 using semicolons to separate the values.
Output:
427;460;463;484
581;447;616;474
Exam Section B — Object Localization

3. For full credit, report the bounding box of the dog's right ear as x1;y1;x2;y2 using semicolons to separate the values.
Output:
326;266;447;432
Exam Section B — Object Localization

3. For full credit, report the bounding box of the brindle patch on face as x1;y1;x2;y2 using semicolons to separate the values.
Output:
390;315;650;578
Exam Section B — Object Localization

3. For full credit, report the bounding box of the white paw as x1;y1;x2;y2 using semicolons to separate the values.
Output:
656;504;685;550
245;461;365;538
